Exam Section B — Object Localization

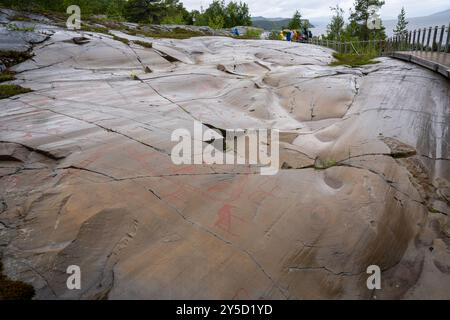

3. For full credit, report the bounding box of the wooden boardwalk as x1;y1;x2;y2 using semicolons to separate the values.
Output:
391;51;450;79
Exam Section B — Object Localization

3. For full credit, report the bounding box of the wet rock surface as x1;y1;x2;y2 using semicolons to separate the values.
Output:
0;11;449;300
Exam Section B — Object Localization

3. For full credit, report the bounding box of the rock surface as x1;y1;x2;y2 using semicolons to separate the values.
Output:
0;12;449;300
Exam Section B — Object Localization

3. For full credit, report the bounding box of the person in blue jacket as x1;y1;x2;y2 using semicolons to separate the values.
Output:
286;31;292;41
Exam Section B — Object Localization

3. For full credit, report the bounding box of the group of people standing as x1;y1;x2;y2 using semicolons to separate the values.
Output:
279;29;313;42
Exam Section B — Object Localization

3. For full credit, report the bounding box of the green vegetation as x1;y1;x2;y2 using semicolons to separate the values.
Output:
1;0;252;32
10;14;32;21
6;23;35;32
237;28;262;40
0;261;35;300
81;24;110;34
393;7;408;38
326;5;345;41
133;40;153;48
0;84;32;99
192;0;251;29
330;52;379;67
288;10;302;30
348;0;386;41
1;0;251;30
325;0;386;42
112;35;130;45
123;0;189;24
0;50;33;68
314;158;338;170
132;28;205;40
0;71;15;82
130;72;139;80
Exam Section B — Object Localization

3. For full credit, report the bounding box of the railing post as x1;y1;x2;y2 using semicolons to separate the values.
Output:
408;31;412;50
416;29;421;51
445;23;450;53
421;28;426;51
426;27;432;51
437;25;445;52
432;26;438;52
412;30;416;51
415;29;419;51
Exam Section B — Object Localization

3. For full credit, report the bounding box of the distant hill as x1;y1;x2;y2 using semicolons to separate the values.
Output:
251;16;313;31
253;8;449;35
429;9;450;16
252;16;286;22
252;18;290;30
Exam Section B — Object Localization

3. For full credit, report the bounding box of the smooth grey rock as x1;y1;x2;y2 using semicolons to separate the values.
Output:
0;27;49;52
0;14;448;301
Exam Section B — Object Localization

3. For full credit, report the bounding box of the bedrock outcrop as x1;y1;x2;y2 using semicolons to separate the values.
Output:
0;10;449;299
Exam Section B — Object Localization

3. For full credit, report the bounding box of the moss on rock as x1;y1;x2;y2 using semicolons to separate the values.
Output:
0;84;32;99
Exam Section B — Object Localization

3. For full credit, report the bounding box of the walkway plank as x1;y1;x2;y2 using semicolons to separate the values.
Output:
393;51;450;79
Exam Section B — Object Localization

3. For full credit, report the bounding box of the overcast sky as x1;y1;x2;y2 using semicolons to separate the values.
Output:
182;0;450;19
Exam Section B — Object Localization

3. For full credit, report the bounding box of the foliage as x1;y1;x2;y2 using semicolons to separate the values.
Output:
195;0;251;29
393;7;408;38
288;10;302;30
106;0;126;21
208;15;225;30
0;0;252;30
326;5;344;40
123;0;188;24
348;0;386;41
238;28;262;39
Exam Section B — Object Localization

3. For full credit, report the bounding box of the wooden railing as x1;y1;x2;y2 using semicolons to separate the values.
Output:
386;23;450;54
307;23;450;57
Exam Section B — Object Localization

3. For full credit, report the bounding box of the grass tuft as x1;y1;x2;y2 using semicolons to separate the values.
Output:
81;24;109;34
236;28;262;40
314;158;338;170
0;84;32;99
330;52;379;67
0;71;15;83
135;28;205;40
112;35;130;45
6;23;35;32
0;50;33;68
133;40;153;48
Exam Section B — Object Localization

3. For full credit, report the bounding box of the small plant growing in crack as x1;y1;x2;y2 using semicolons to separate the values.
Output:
314;158;338;170
6;23;35;32
112;35;130;45
130;72;139;80
134;40;153;48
